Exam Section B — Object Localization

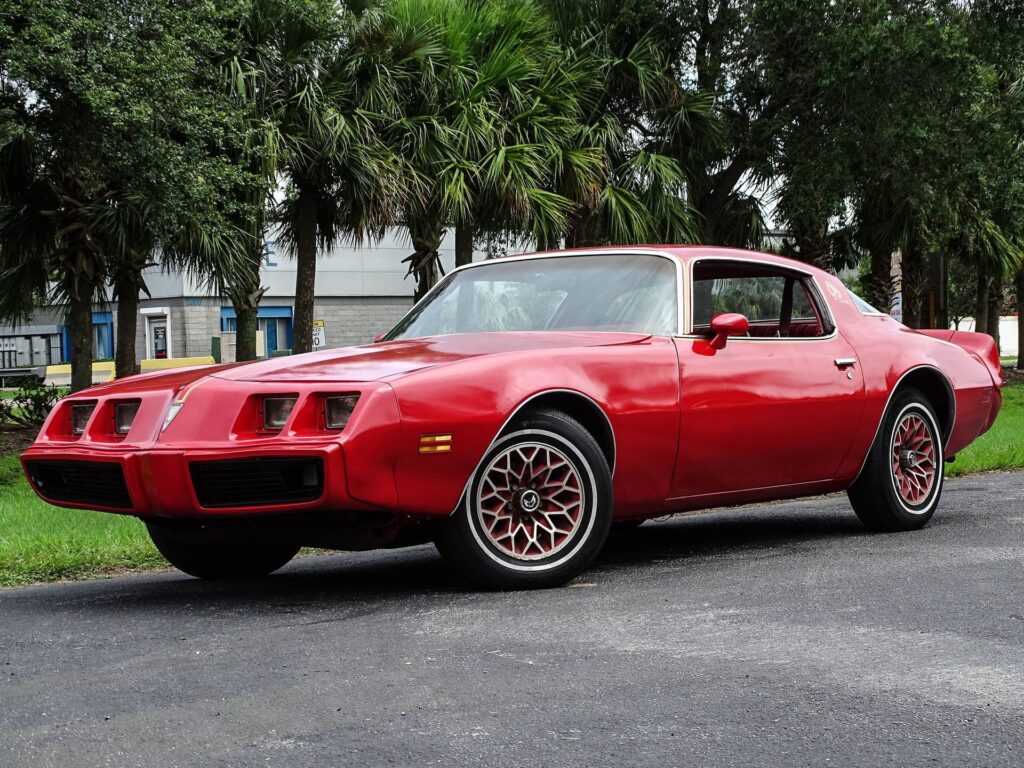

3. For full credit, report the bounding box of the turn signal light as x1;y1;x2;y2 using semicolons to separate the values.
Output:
71;403;96;435
419;434;452;454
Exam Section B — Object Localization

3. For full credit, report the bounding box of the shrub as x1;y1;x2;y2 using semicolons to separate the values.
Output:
0;377;62;428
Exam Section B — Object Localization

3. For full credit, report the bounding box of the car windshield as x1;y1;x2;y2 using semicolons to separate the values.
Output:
384;254;679;340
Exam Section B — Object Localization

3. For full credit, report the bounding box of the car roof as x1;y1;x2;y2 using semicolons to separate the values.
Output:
495;245;831;279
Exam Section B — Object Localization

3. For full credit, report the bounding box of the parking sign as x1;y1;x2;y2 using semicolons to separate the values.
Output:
312;320;327;349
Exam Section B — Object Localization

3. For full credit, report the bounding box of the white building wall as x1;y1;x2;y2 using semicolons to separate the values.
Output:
954;317;1019;358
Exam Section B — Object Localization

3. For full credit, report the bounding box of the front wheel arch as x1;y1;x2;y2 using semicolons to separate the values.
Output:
500;390;616;473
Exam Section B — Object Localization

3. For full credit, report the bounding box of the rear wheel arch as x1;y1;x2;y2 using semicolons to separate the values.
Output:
504;390;616;473
892;366;955;443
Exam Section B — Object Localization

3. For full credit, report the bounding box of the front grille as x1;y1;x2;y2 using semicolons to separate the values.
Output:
24;460;132;509
190;457;324;508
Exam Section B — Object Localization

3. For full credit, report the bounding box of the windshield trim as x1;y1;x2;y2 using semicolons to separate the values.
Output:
383;249;684;340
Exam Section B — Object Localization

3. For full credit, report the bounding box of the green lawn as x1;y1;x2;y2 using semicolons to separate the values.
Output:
0;380;1022;587
0;454;164;587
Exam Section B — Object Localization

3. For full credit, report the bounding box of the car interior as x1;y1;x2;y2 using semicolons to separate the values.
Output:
691;260;833;338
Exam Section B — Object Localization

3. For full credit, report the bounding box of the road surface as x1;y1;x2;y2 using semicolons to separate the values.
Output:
3;471;1024;767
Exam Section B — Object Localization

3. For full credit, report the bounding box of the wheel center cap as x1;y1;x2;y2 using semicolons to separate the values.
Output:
900;450;918;469
514;488;541;513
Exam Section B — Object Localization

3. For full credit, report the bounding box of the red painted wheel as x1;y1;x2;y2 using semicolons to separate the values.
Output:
434;407;613;589
849;387;944;531
476;442;586;561
890;413;938;506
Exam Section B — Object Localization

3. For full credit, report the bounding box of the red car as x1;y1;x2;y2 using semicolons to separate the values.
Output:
21;247;1003;588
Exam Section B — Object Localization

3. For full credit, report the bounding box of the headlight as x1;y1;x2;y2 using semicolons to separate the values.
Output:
71;403;96;435
114;401;140;435
324;394;360;430
262;397;297;431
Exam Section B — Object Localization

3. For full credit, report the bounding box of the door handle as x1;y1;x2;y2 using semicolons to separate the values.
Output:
834;357;856;368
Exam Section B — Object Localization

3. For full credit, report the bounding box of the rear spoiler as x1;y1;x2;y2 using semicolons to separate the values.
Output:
916;329;1003;387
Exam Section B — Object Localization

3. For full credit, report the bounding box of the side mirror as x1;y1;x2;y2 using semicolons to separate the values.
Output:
709;313;749;349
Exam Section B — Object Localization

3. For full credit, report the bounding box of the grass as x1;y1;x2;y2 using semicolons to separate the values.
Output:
0;454;165;587
0;381;1022;587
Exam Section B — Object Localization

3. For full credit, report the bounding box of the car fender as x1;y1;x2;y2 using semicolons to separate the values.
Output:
839;324;996;481
386;337;680;516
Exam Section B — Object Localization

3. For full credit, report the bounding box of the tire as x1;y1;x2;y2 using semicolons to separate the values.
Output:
434;407;613;589
146;522;300;580
848;387;944;532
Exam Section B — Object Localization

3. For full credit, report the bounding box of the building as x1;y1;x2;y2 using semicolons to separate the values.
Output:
0;229;475;369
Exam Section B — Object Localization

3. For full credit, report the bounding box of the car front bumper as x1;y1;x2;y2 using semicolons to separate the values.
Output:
19;442;386;518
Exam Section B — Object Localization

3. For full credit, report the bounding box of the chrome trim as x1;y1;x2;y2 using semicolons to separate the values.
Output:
450;388;618;516
835;358;857;368
385;247;686;339
678;255;841;342
852;364;957;481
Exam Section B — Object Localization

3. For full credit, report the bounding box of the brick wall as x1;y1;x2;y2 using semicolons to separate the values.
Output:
312;296;413;348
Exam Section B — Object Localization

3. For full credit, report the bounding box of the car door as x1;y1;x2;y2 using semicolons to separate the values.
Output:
668;259;866;501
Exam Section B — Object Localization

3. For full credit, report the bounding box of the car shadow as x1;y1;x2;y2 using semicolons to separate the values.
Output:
7;501;869;617
598;504;865;566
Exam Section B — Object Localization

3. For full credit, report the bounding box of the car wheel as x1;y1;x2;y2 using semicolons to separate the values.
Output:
146;522;300;579
434;407;613;589
848;387;944;532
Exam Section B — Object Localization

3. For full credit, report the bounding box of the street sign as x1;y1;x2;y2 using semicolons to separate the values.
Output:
312;319;327;349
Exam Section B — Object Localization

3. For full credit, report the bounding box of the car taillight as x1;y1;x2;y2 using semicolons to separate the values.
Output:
262;397;297;431
71;403;96;435
114;401;141;435
324;394;360;430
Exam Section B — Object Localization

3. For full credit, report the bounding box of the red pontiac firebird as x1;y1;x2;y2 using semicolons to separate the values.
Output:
21;247;1003;588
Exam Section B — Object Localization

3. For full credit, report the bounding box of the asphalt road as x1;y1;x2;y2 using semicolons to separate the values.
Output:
3;472;1024;768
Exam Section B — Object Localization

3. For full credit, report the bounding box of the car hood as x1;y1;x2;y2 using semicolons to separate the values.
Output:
211;332;653;383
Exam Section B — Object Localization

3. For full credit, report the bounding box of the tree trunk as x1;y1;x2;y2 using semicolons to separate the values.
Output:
455;221;473;267
975;272;989;335
68;289;94;393
114;272;140;379
291;184;319;354
986;273;1002;349
934;250;948;330
790;210;829;267
406;219;443;301
231;239;264;361
234;304;258;361
1016;269;1024;370
865;246;892;314
901;241;925;329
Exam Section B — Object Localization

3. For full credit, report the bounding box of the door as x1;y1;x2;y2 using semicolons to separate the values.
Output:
148;317;168;359
668;261;866;500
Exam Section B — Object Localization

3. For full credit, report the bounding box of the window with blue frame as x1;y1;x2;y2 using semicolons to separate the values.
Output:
220;306;293;356
60;312;114;362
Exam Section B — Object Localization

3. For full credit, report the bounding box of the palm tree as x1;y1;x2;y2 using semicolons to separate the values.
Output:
385;0;581;297
539;0;718;248
0;126;114;392
228;0;425;355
